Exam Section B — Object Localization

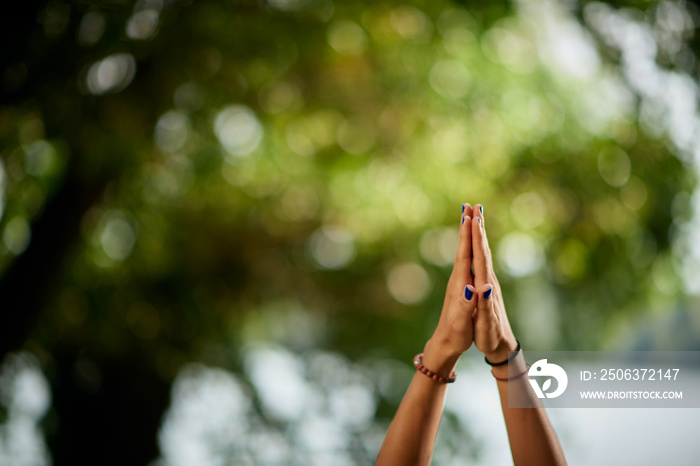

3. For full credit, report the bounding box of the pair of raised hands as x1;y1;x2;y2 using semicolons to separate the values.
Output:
377;203;566;466
427;203;518;366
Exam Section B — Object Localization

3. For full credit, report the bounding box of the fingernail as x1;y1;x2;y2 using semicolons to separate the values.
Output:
462;204;465;214
462;215;466;224
480;205;484;215
477;217;482;225
464;287;473;300
483;288;492;299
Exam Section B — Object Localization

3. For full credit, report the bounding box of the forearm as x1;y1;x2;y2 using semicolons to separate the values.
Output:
376;373;448;466
492;352;567;466
376;340;460;466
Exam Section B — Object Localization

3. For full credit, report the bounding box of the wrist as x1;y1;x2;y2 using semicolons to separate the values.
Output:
421;337;462;376
483;335;518;364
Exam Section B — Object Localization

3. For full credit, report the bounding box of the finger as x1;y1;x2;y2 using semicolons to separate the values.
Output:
463;203;474;278
474;203;492;251
462;284;477;314
473;208;510;327
473;283;498;330
453;204;473;285
478;207;499;295
471;203;491;289
460;203;473;233
462;203;473;220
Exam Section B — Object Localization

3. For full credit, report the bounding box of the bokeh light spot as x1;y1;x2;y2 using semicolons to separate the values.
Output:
173;82;203;111
441;27;476;57
155;110;190;153
548;189;580;225
482;26;536;73
22;140;56;177
214;105;263;158
420;227;459;267
3;217;31;255
329;384;376;428
432;123;469;162
598;146;631;187
0;354;51;419
389;6;432;41
0;353;51;466
18;117;45;144
593;198;633;234
126;9;160;40
429;59;470;99
285;118;317;156
282;186;319;221
327;21;367;55
498;232;544;277
308;226;356;270
627;228;657;269
652;254;678;295
245;345;308;421
42;3;71;37
621;175;648;210
158;364;253;465
295;417;348;455
393;186;431;228
99;211;137;261
387;263;431;305
85;53;137;95
260;81;302;114
511;191;546;230
77;11;106;45
336;117;377;155
0;160;6;222
551;239;588;283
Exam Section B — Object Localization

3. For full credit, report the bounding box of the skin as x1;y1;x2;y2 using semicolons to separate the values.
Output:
375;203;567;466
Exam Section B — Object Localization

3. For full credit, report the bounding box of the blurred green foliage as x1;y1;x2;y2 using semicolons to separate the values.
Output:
1;0;699;463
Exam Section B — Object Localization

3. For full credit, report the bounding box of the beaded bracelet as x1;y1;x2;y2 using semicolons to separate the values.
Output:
492;364;531;382
413;353;457;384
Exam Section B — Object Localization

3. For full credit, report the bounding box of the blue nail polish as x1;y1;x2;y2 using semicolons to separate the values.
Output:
477;217;481;225
462;216;466;224
483;288;492;299
464;287;473;300
462;204;465;214
480;205;484;215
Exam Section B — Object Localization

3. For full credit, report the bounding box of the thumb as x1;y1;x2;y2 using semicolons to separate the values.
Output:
462;284;477;316
474;284;497;326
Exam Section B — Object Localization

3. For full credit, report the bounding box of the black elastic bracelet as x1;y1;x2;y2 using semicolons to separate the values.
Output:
484;339;521;367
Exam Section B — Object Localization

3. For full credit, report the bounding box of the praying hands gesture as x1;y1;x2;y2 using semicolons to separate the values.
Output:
376;203;566;466
424;203;517;375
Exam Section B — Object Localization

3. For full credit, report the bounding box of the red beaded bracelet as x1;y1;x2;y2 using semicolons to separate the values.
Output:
492;364;531;382
413;353;457;384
